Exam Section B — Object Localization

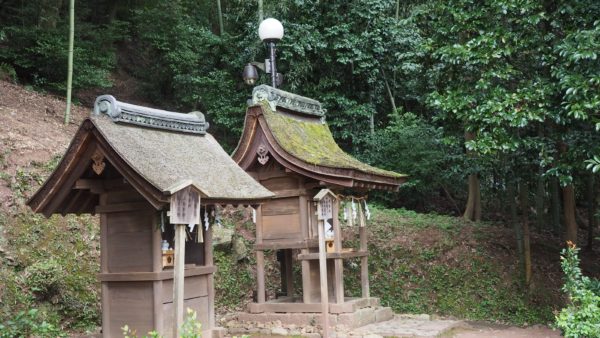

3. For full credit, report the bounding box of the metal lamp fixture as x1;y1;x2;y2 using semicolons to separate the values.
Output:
242;18;284;88
243;63;259;85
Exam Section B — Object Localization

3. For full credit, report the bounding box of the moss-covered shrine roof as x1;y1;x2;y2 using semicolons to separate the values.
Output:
231;85;407;189
261;104;405;179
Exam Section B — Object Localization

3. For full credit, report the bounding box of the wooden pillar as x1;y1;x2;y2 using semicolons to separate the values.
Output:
318;219;330;337
332;200;344;304
173;224;186;338
300;197;312;303
359;226;369;298
278;250;287;295
256;205;266;303
99;193;110;336
152;218;164;334
285;249;294;297
301;248;312;303
204;222;215;329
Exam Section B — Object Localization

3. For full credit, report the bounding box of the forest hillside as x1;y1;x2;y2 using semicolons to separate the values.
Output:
0;80;599;335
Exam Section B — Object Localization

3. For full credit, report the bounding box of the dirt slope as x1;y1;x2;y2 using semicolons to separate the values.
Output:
0;81;89;208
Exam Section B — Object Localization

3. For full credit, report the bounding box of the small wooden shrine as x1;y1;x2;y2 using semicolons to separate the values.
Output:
232;85;407;329
27;95;274;338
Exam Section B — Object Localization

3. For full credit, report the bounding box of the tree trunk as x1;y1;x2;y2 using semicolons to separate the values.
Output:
587;174;596;249
520;182;532;289
563;183;577;244
64;0;74;125
463;131;481;221
258;0;263;23
381;68;397;113
535;167;545;233
550;176;562;235
508;180;524;281
216;0;224;36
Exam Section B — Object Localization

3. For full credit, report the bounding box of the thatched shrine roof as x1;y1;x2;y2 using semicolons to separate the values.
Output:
28;95;274;216
232;85;407;190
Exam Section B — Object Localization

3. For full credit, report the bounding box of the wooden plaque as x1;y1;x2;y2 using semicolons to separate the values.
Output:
170;186;201;225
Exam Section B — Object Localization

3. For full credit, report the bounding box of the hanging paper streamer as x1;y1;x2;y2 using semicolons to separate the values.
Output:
252;207;256;224
215;207;222;228
342;201;348;221
204;208;209;231
351;198;357;221
160;211;166;233
325;219;334;239
362;199;371;220
186;224;195;241
357;200;364;227
347;202;354;227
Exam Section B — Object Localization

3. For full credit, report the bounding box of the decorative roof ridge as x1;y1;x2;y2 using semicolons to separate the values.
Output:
93;95;209;135
251;85;325;119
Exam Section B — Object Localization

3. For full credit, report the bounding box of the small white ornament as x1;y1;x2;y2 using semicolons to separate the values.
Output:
204;208;209;230
215;207;222;228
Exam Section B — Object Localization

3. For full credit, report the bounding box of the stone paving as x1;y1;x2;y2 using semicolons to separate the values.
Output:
223;313;561;338
340;314;464;338
223;313;465;337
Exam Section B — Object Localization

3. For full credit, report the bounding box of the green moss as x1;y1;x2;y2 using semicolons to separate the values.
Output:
261;104;406;178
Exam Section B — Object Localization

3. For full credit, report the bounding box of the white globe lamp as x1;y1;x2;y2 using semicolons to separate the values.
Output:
258;18;284;42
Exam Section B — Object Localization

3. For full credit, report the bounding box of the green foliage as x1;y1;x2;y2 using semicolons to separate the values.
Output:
0;209;100;330
344;207;553;325
0;62;17;83
553;19;600;130
214;249;254;309
362;112;462;210
121;308;202;338
0;0;129;92
0;23;119;91
24;259;64;301
179;308;203;338
585;156;600;174
130;1;248;150
0;309;66;338
555;244;600;337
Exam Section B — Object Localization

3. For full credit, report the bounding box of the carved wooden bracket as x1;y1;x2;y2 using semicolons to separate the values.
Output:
257;145;269;165
91;150;106;175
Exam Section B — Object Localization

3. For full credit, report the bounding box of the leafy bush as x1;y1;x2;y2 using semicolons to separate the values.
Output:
122;308;202;338
0;309;65;338
129;2;248;151
0;208;100;331
0;62;17;83
214;249;254;310
24;259;64;301
0;22;122;91
362;112;462;211
555;242;600;337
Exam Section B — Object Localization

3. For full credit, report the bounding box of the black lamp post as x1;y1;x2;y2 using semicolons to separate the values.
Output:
243;18;284;88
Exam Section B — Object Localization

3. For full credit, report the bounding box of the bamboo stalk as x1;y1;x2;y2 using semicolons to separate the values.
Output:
64;0;74;125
